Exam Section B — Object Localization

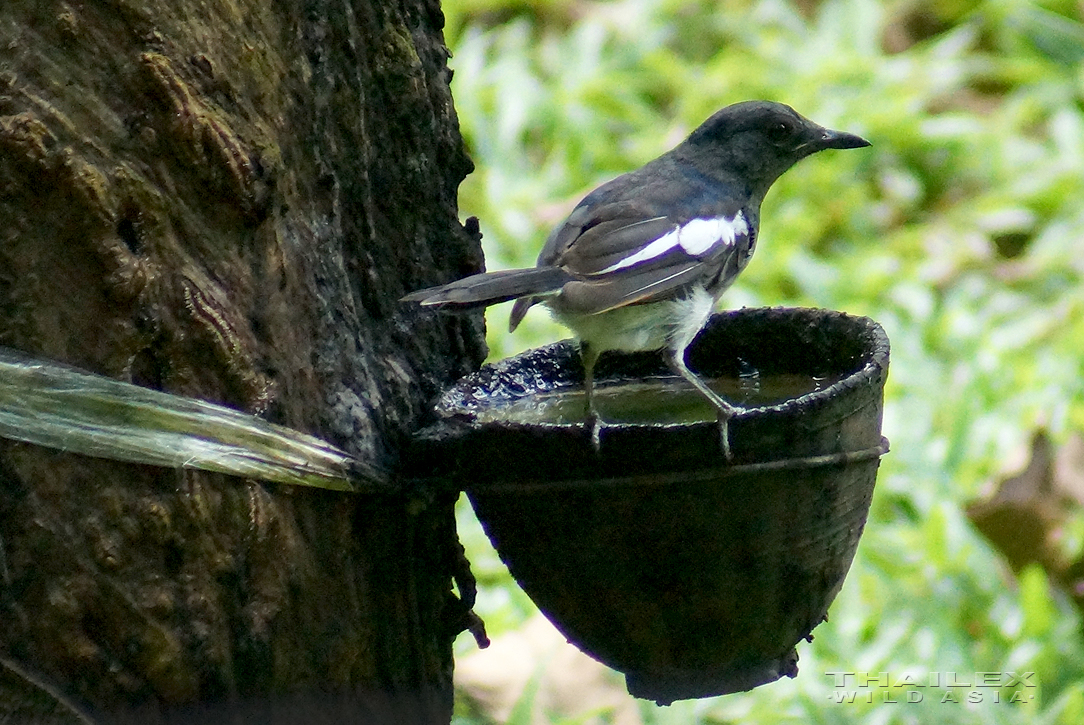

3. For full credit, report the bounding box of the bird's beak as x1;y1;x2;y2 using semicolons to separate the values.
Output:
818;128;871;150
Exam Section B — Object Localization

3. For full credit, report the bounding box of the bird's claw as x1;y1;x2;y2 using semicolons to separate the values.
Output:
585;409;602;453
717;409;733;462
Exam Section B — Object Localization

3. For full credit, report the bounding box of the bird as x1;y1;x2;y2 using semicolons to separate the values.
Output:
404;100;870;457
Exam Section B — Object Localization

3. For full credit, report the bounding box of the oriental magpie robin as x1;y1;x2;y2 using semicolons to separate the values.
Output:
404;101;870;457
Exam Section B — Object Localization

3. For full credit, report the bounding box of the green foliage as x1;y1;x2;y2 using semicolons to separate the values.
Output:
445;0;1084;722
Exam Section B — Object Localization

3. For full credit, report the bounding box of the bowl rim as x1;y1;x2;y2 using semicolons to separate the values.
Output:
438;306;890;432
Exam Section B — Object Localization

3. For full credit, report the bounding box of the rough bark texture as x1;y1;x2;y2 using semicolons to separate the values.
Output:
0;0;485;721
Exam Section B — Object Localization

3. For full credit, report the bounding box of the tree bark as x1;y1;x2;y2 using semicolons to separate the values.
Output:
0;0;484;721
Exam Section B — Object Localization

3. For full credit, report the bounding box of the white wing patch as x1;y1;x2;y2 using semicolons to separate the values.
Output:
677;215;748;254
598;211;748;273
599;234;679;273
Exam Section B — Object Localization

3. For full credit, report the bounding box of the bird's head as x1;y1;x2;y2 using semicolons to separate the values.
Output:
680;100;869;199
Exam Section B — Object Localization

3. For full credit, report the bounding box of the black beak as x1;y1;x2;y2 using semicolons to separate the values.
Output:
819;128;871;150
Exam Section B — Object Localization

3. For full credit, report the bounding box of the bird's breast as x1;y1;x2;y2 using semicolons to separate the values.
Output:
547;285;718;356
548;302;673;354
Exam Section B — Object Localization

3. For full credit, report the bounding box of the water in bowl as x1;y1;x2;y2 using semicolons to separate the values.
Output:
472;372;842;426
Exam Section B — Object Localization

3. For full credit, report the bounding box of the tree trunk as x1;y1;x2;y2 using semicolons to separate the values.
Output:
0;0;484;721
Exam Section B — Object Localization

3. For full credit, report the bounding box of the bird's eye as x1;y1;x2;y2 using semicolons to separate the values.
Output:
767;122;791;143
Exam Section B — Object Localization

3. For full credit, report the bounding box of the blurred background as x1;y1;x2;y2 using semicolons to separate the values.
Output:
441;0;1084;723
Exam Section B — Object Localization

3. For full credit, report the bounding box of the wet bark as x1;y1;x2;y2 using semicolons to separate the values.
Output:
0;0;485;721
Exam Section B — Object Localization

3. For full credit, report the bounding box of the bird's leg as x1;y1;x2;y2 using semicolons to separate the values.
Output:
579;341;602;452
667;348;738;461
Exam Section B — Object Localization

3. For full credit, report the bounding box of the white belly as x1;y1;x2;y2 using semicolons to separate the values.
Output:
549;286;717;355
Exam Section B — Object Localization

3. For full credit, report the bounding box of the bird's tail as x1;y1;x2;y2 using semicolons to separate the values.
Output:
401;267;569;309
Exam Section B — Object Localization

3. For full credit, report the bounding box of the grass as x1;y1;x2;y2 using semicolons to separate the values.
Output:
443;0;1084;722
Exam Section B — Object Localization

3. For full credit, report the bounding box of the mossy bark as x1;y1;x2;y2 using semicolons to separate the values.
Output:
0;0;484;721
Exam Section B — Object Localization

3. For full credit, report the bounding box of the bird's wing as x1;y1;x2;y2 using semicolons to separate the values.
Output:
557;260;706;315
547;196;753;316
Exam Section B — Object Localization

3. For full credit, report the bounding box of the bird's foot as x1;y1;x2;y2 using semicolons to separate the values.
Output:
584;409;602;453
667;349;736;460
717;409;733;462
